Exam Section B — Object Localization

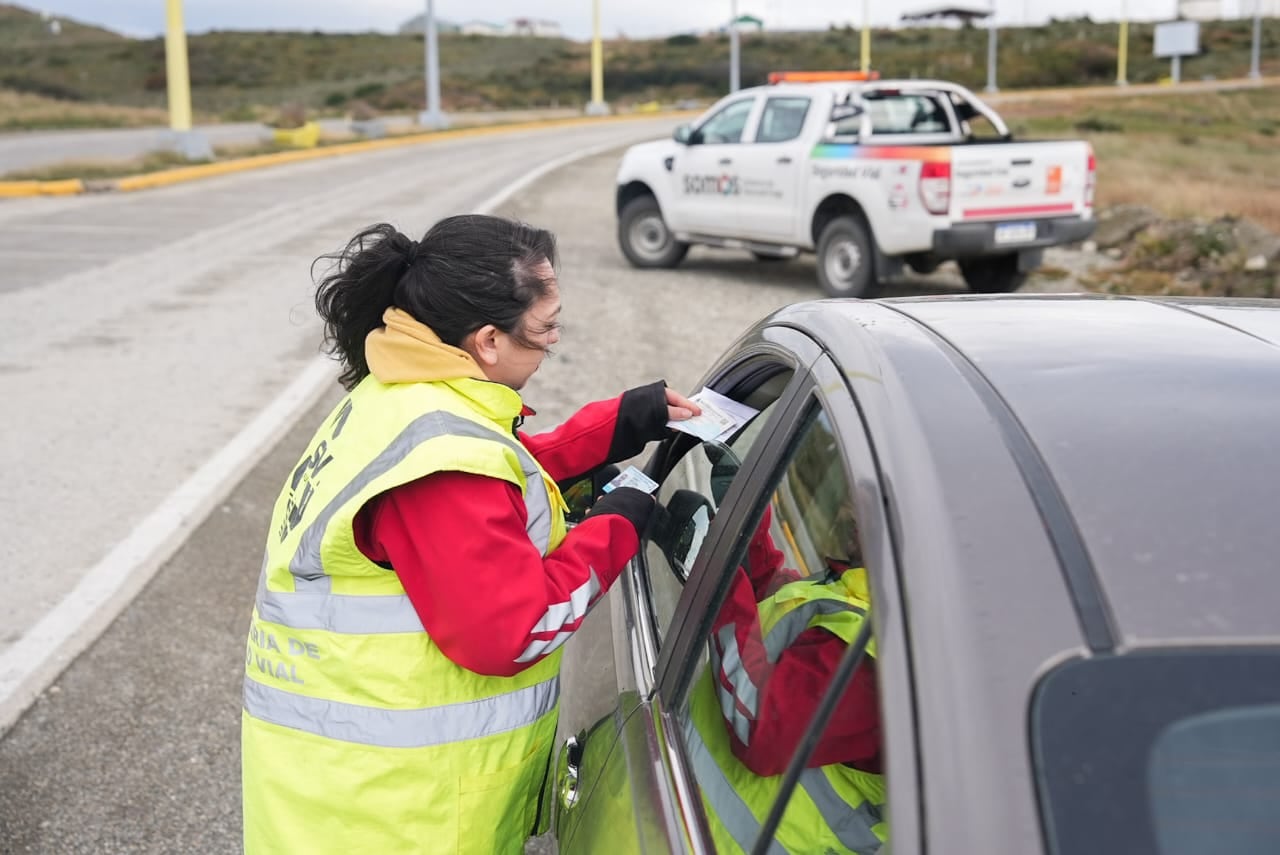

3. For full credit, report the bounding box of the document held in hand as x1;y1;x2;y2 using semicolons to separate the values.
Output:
666;387;760;443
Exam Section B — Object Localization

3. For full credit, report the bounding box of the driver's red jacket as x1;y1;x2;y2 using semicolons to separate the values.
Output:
711;508;883;776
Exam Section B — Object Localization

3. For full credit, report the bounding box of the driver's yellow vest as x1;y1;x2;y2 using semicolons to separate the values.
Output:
684;569;887;854
241;375;568;855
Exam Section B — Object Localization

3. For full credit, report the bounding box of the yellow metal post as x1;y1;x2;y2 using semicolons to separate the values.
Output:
1117;1;1129;86
164;0;193;132
860;0;871;74
591;0;604;105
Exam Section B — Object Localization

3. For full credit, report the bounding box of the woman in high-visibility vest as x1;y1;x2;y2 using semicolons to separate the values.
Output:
241;214;700;854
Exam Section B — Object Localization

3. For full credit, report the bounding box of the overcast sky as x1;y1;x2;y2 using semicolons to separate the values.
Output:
13;0;1250;41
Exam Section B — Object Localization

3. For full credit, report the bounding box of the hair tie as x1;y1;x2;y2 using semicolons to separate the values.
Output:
405;239;421;267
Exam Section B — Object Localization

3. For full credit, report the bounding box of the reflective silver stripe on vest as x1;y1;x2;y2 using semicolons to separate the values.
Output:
714;624;755;745
799;767;884;854
244;673;559;749
257;410;553;634
713;598;866;746
683;715;789;855
517;569;603;663
684;713;884;855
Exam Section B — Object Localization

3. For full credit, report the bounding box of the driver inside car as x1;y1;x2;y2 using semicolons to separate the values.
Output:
682;504;887;854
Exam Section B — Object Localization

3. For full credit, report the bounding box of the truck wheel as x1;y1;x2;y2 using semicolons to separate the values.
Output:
958;255;1027;293
816;216;876;298
618;196;689;269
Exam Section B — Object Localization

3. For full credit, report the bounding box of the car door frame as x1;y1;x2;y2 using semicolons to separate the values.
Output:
554;327;823;853
643;341;922;854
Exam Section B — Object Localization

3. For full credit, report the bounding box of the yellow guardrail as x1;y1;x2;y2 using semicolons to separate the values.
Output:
1;110;700;198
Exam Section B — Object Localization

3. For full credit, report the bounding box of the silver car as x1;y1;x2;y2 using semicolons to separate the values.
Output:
551;294;1280;855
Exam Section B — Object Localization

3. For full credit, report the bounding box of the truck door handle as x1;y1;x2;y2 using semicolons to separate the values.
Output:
719;158;733;165
777;156;793;164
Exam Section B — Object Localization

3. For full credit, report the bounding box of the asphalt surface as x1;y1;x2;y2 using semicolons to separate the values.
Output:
0;110;584;175
0;124;1077;853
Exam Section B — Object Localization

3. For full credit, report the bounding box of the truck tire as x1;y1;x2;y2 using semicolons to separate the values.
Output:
958;255;1027;293
618;196;689;269
816;216;876;298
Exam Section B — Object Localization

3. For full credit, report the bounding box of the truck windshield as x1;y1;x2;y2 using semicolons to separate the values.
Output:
1032;650;1280;855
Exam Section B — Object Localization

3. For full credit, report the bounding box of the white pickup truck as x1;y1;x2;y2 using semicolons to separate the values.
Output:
615;75;1097;296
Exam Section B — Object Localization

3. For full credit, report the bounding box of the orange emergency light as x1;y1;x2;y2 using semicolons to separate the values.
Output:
767;70;881;84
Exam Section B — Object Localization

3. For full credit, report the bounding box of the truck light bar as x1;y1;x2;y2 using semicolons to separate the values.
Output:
767;70;881;84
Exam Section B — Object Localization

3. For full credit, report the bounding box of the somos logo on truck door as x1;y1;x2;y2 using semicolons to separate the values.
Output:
683;174;740;195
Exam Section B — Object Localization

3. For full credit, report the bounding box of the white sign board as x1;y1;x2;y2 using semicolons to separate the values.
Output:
1154;20;1200;58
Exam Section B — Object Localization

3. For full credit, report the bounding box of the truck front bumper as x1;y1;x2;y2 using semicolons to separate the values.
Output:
932;216;1096;257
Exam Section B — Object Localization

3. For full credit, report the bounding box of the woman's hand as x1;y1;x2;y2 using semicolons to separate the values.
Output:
665;387;702;422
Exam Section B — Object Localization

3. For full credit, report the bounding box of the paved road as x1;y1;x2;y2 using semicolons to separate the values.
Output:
0;118;1075;852
0;109;583;175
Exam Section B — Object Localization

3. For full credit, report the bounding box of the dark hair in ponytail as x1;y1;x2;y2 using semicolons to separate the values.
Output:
313;214;558;389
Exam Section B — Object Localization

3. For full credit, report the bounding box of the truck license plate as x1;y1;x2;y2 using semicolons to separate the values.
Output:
995;222;1037;245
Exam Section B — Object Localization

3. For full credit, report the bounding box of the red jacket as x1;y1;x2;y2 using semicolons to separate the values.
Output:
711;508;882;776
352;395;642;678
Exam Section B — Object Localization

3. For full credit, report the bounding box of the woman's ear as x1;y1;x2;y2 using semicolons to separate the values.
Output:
466;324;501;368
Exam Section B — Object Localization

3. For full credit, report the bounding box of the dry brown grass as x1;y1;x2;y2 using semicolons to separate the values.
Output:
1000;83;1280;233
0;88;169;130
1092;133;1280;233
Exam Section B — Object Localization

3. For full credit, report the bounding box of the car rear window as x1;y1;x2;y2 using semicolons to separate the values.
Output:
1031;651;1280;855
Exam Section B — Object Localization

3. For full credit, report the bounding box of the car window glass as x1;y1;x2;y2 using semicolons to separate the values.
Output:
645;388;784;645
755;97;810;143
698;98;755;144
867;93;949;134
675;403;887;855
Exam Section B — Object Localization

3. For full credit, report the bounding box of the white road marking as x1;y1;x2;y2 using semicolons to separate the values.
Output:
0;138;624;733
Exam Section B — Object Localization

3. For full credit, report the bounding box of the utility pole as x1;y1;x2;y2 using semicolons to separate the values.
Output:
163;0;211;159
1249;0;1262;80
985;0;999;93
419;0;449;128
1117;0;1129;85
729;0;741;92
860;0;871;74
586;0;610;113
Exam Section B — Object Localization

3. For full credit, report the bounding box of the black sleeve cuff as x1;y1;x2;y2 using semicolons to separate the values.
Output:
608;380;669;463
587;486;655;537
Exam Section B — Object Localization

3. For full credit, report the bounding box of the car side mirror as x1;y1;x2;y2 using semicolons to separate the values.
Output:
674;123;698;145
652;489;713;583
561;464;622;524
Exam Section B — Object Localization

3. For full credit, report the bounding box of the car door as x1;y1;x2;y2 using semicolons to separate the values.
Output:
556;332;922;854
730;95;815;243
667;96;761;237
554;333;816;854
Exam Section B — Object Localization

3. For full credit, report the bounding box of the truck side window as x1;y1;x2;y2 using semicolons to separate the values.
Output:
867;94;949;135
697;99;755;144
755;97;811;144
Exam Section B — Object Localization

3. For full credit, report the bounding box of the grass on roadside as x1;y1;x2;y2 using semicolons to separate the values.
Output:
1001;85;1280;233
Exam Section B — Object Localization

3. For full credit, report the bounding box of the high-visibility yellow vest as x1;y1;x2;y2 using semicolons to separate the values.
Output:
684;569;888;855
242;375;569;855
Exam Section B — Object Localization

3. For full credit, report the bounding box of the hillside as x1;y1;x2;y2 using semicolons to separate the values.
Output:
0;2;1274;122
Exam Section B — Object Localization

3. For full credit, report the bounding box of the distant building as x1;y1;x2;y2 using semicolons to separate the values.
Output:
900;4;991;27
398;15;562;38
397;14;460;34
459;20;505;36
507;18;562;37
1177;0;1223;19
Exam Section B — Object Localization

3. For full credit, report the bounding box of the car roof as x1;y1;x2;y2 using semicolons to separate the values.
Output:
775;293;1280;649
